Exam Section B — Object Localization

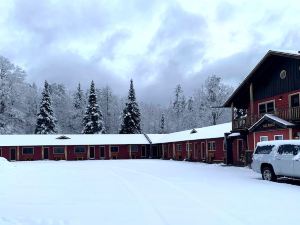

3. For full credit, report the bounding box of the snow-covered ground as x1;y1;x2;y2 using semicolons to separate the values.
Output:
1;159;300;225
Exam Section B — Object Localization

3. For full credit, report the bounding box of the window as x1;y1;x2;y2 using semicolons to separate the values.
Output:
260;136;268;142
131;145;139;152
177;144;182;151
277;144;299;155
22;147;34;155
100;146;105;158
54;147;65;154
74;146;85;153
274;135;283;140
258;101;275;114
290;94;300;108
208;141;216;150
255;145;274;154
141;146;146;157
111;146;119;153
186;143;192;151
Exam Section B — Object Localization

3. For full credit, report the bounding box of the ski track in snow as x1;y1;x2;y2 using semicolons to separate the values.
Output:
108;165;245;225
1;159;300;225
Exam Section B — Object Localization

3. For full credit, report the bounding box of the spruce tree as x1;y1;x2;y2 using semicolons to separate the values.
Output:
82;81;105;134
119;79;141;134
35;81;57;134
160;113;165;134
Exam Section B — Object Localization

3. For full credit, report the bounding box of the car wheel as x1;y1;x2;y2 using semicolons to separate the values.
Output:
262;166;277;182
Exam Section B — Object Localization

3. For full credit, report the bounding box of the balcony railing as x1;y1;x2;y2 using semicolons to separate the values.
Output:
233;107;300;130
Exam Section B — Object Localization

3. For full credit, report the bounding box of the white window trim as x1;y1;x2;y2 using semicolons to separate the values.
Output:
22;147;34;155
89;146;95;159
289;92;300;108
260;136;268;142
177;144;182;151
110;146;119;153
208;141;216;151
258;100;275;114
74;146;86;154
53;146;65;154
274;135;284;140
100;146;105;158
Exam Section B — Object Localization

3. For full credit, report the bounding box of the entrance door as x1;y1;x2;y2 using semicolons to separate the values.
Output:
89;146;95;159
43;147;49;160
152;146;158;158
275;144;295;176
201;142;206;160
293;145;300;178
10;148;16;161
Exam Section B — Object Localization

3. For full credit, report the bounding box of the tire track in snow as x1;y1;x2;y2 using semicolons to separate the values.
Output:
107;167;171;225
109;165;246;225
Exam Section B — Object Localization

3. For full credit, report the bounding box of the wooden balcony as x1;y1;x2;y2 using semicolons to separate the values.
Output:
233;107;300;130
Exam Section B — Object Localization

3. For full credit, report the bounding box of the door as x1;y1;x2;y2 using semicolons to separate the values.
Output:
275;144;295;176
152;146;158;158
89;146;95;159
292;145;300;178
10;148;16;161
201;142;206;160
43;148;49;160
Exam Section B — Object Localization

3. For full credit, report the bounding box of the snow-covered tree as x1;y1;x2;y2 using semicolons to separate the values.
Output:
35;81;57;134
119;79;141;134
82;81;105;134
160;113;165;134
194;75;233;125
71;83;86;133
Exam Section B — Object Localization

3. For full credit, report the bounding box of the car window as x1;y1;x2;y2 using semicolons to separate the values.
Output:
277;144;298;155
293;145;300;155
254;145;274;154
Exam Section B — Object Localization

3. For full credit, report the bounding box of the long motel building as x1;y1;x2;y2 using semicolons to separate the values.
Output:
1;50;300;165
0;123;231;163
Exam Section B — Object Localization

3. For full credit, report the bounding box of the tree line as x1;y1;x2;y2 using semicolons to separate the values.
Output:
0;55;233;134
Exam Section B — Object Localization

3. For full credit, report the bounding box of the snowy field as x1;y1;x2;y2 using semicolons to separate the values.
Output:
1;159;300;225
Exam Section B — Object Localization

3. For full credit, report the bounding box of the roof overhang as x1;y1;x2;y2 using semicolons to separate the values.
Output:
223;50;300;107
249;114;294;132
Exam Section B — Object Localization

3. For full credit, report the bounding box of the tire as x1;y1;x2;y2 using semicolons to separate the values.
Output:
262;166;277;182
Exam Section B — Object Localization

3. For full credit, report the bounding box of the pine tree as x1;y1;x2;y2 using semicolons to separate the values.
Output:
35;81;57;134
119;79;141;134
82;81;105;134
71;83;86;133
160;113;165;134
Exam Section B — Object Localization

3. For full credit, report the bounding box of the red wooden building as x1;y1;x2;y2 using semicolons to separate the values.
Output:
0;123;232;163
224;50;300;165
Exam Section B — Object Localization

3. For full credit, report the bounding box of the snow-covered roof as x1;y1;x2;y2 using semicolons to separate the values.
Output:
0;134;149;147
148;122;231;144
228;132;241;137
0;122;232;146
249;114;294;131
257;139;300;147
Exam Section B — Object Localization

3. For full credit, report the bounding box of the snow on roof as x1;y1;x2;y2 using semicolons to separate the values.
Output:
228;132;241;137
0;134;150;147
249;114;294;131
271;49;300;56
148;122;232;144
257;139;300;147
0;122;232;146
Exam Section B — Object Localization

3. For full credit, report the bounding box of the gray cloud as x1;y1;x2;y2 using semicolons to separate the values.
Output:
1;0;300;105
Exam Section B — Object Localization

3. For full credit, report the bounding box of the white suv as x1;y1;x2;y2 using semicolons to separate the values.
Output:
252;140;300;181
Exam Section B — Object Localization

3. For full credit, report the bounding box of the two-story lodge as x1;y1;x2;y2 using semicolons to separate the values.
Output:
224;50;300;165
1;50;300;166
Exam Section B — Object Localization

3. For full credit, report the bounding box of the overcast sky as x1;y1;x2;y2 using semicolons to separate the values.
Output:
0;0;300;104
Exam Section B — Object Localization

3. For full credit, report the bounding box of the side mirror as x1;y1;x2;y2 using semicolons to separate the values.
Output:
293;150;299;156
